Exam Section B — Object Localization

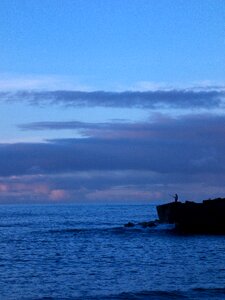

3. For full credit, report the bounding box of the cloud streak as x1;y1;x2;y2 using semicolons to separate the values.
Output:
1;89;224;109
19;113;225;141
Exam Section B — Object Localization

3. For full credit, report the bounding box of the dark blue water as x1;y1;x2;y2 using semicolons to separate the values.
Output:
1;205;225;300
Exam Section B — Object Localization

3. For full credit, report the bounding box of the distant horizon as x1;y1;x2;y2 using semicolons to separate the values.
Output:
0;194;218;206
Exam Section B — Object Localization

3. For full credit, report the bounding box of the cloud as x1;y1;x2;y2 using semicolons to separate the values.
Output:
49;189;70;201
19;113;225;141
0;74;91;91
1;89;224;110
0;113;224;179
1;170;225;204
1;113;225;202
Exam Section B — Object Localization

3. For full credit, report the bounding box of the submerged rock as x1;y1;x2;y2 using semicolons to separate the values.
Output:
138;220;159;228
124;222;135;227
124;219;159;228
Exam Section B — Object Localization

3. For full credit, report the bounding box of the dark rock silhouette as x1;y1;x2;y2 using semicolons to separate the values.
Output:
138;220;158;228
157;197;225;233
124;220;159;228
124;222;135;227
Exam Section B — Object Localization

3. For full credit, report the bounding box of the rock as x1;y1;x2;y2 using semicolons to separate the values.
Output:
138;220;157;228
124;222;135;227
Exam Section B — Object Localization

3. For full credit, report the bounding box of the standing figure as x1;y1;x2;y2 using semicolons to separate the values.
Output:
174;193;178;202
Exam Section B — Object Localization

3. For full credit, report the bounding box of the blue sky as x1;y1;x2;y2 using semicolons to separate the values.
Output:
1;0;224;89
0;0;225;204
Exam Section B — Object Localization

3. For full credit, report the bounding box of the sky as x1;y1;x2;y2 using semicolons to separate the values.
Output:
0;0;225;204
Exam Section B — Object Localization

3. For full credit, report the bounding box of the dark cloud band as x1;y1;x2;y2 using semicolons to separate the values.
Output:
2;113;225;177
1;89;224;109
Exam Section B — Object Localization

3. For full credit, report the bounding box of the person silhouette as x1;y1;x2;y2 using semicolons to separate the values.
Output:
174;193;178;202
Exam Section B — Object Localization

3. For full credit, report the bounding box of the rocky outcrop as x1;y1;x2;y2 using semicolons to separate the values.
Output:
157;198;225;233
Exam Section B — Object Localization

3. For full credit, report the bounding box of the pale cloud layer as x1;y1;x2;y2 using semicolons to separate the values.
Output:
0;74;91;91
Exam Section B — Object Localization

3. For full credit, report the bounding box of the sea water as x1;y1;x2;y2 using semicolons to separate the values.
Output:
0;204;225;299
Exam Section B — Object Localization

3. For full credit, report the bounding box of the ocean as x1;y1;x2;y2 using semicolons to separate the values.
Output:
1;204;225;300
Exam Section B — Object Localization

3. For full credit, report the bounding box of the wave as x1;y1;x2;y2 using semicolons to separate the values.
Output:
20;288;225;300
84;288;225;300
24;291;187;300
0;222;33;228
47;224;175;236
105;290;187;299
192;287;225;297
48;226;127;235
73;290;188;300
